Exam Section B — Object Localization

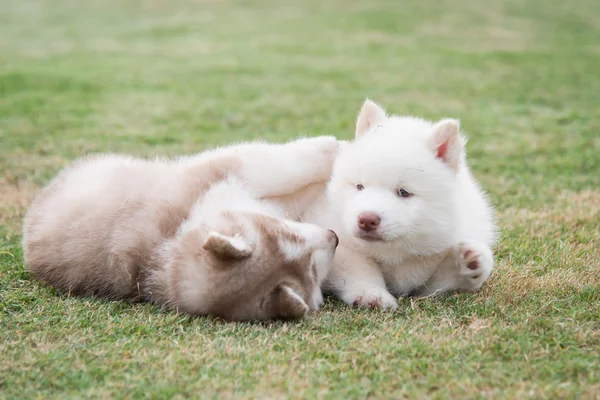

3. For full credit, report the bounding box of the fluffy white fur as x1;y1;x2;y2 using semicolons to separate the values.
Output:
303;100;497;308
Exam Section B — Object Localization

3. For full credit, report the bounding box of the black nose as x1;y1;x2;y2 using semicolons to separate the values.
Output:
327;229;339;248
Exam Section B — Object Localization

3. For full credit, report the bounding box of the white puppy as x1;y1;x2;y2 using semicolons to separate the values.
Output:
303;100;497;308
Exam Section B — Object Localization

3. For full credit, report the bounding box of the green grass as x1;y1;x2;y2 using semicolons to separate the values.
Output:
1;0;599;398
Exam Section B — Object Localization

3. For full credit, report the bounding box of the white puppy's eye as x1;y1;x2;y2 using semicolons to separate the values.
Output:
397;188;412;198
356;184;364;191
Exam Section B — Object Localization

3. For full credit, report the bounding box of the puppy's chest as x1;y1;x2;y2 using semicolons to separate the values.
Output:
376;253;444;296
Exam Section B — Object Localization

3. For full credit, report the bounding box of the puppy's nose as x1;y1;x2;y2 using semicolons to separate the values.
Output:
358;212;381;232
327;229;339;248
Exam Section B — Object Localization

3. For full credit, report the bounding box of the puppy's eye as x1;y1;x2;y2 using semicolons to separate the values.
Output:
356;184;364;191
397;188;412;198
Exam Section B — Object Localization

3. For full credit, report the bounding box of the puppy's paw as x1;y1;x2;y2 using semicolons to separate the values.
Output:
341;286;398;310
458;241;494;289
293;136;339;180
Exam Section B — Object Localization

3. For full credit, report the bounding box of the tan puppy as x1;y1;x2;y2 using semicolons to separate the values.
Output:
23;137;340;321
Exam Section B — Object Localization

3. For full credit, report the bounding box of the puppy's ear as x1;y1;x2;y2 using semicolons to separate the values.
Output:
270;284;309;319
428;119;463;172
203;232;252;261
356;99;386;138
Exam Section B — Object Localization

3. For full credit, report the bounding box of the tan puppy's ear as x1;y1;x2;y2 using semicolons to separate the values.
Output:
428;118;464;173
203;232;252;261
355;99;387;138
270;284;309;319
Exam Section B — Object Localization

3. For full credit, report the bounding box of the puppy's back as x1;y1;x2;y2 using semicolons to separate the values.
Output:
23;154;177;299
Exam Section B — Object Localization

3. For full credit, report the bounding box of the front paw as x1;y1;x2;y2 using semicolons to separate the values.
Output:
458;241;494;289
340;286;398;310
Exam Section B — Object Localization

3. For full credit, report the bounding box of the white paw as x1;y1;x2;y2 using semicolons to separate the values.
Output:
341;286;398;310
295;136;339;180
458;241;494;289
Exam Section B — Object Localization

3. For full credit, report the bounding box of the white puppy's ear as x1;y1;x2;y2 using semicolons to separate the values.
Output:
355;99;386;138
428;119;463;172
203;232;252;261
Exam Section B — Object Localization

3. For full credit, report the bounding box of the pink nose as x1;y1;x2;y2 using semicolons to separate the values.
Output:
358;212;381;232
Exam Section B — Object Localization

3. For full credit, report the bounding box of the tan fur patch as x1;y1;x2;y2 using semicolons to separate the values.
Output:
187;212;316;319
251;214;306;247
169;253;182;307
183;156;242;201
20;139;332;320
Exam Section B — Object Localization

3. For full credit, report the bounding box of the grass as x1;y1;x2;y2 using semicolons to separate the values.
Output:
1;0;599;398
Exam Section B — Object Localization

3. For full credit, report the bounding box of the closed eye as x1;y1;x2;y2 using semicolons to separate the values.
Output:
397;188;412;198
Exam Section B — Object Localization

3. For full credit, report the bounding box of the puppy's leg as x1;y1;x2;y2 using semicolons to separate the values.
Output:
324;245;398;309
231;136;339;198
413;240;494;297
266;181;328;220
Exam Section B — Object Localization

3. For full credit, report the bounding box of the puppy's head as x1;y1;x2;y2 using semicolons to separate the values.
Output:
173;212;338;321
328;99;464;256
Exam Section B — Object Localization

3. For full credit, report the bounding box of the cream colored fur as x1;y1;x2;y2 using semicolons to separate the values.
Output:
23;137;340;320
